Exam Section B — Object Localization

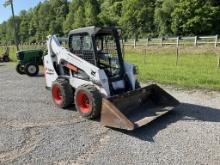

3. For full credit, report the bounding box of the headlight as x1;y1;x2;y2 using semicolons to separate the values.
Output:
133;65;138;75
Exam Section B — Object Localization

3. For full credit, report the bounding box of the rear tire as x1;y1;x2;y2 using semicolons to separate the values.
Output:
74;84;102;119
16;64;25;74
25;63;39;76
51;79;73;108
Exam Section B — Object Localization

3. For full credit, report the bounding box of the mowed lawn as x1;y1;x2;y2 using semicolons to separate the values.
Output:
125;46;220;90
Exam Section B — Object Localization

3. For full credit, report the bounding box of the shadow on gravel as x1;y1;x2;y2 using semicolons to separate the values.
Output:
119;103;220;142
65;105;77;111
34;74;44;77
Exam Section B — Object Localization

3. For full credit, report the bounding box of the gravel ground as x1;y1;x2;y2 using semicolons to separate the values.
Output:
0;63;219;165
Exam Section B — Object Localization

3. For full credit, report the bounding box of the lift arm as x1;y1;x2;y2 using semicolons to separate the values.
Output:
46;35;110;95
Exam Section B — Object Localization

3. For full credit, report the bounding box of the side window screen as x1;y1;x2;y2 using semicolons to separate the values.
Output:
71;36;81;50
83;35;92;50
70;34;95;65
71;35;92;51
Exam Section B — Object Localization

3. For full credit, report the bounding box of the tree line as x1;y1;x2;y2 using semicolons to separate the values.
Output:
0;0;220;45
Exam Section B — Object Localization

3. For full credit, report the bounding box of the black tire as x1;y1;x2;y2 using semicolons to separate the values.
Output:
24;63;39;76
135;80;141;89
51;79;73;108
16;64;25;74
74;84;102;119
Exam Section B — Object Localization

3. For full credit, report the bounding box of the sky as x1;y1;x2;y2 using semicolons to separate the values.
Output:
0;0;44;23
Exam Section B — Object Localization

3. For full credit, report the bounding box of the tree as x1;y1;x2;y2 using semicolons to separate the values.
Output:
98;0;122;26
0;22;7;45
171;0;220;35
49;0;69;36
5;16;20;44
120;0;155;39
72;1;86;28
18;10;30;43
154;0;178;36
85;0;100;26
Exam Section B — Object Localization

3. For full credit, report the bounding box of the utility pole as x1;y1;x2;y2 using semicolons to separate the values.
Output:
4;0;19;51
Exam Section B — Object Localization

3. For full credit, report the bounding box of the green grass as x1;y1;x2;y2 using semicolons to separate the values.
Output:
124;47;220;91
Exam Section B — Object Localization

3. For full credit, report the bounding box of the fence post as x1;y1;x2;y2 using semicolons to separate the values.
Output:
161;37;163;47
133;39;136;48
144;48;147;64
218;53;220;68
176;36;180;47
215;35;218;48
194;36;198;46
176;37;180;66
122;38;125;59
146;37;149;47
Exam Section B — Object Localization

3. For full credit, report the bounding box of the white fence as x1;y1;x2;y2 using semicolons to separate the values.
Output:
124;35;220;48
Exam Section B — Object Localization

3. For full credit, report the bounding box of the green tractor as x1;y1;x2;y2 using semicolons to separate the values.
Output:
16;49;44;76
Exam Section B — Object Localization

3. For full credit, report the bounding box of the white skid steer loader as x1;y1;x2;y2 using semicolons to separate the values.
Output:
44;26;180;130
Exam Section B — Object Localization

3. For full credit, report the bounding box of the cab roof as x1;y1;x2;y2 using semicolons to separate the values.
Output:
68;26;119;36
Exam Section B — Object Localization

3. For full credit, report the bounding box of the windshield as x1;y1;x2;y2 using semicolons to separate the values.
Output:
95;33;121;78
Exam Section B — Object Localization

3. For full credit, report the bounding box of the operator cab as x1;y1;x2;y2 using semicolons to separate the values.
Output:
68;26;130;94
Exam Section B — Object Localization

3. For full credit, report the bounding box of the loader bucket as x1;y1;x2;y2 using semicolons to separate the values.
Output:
101;84;180;130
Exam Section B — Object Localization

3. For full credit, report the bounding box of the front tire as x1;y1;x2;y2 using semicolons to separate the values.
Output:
51;79;73;108
16;64;25;74
74;84;102;119
25;63;39;76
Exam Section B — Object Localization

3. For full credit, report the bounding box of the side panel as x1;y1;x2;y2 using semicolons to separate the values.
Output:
48;35;111;96
124;62;136;90
21;50;43;65
43;54;58;88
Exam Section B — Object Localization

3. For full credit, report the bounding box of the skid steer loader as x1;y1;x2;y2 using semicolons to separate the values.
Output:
44;26;180;130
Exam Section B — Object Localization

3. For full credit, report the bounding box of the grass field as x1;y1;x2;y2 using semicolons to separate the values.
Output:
1;45;220;90
125;46;220;90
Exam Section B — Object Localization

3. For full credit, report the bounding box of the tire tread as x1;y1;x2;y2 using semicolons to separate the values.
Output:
52;79;73;108
74;84;102;119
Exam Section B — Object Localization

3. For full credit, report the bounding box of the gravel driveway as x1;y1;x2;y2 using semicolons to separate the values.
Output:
0;63;219;165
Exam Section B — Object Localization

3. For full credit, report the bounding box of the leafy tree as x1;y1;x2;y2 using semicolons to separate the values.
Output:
73;5;86;28
5;16;20;44
18;10;30;43
98;0;122;26
171;0;220;35
85;0;100;26
49;0;69;36
63;12;75;34
154;0;178;35
0;22;7;45
120;0;155;39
